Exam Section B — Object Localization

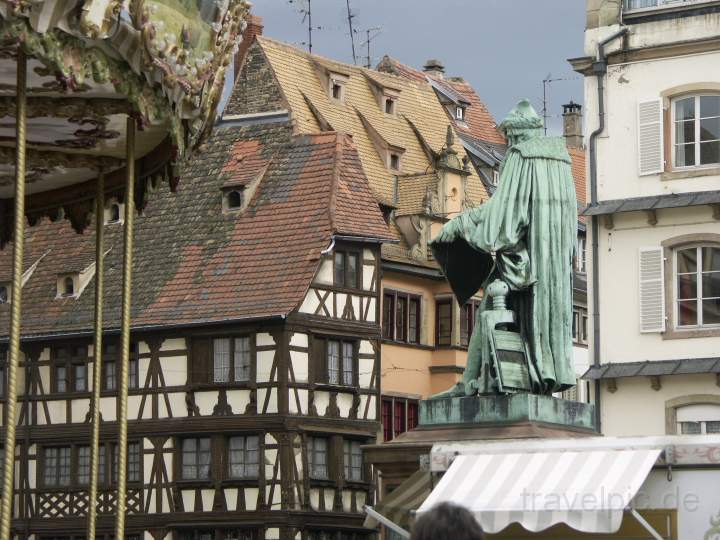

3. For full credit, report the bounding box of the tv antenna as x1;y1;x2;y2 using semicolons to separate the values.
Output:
357;26;381;69
346;0;357;64
541;73;582;135
289;0;321;53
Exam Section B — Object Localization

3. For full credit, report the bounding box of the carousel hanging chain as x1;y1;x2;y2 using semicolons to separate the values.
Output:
86;169;106;540
0;46;27;540
115;115;135;540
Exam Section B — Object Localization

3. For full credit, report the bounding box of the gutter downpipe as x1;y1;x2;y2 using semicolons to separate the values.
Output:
589;26;628;433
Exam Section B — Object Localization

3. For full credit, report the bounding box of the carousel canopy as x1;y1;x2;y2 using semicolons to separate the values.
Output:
0;0;250;238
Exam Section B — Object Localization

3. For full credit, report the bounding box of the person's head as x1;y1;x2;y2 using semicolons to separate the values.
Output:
411;502;485;540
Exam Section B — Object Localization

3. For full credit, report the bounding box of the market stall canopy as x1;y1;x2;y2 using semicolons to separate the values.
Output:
417;448;661;534
0;0;250;241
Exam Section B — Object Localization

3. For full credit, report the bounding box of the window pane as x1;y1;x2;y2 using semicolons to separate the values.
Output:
129;357;139;389
198;438;211;479
98;445;105;484
702;247;720;272
382;400;393;442
700;141;720;165
460;303;471;347
327;341;340;385
229;436;246;478
675;119;695;144
675;97;695;121
700;95;720;118
437;302;452;346
700;117;720;141
128;442;141;482
680;421;701;434
77;446;90;484
346;253;358;288
182;439;198;479
213;338;230;383
677;248;697;273
677;274;697;300
56;366;67;393
58;447;71;486
246;435;259;477
675;143;695;167
74;364;87;391
702;272;720;299
44;448;58;486
334;252;345;286
678;300;698;326
234;337;251;381
342;342;354;385
105;360;116;390
382;294;395;340
707;421;720;434
396;297;407;342
703;299;720;325
408;298;419;344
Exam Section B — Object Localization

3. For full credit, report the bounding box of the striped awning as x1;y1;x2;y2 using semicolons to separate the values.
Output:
364;469;433;530
417;448;661;534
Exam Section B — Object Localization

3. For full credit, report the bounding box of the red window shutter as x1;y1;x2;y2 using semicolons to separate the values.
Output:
394;401;406;437
408;402;419;430
382;400;393;441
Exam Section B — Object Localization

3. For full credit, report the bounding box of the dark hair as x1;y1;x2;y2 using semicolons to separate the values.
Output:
410;502;484;540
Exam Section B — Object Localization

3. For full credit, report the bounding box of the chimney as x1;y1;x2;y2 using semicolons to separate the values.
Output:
562;101;583;149
234;15;264;80
423;58;445;79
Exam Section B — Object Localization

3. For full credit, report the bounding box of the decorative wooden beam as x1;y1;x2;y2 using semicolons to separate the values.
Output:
0;97;133;118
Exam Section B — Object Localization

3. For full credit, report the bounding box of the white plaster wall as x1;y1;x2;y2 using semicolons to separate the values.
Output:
314;390;330;416
595;209;720;363
245;487;259;511
290;332;308;348
337;393;353;417
99;396;116;422
362;264;375;291
360;395;376;420
365;297;376;322
71;398;90;423
582;46;720;201
257;350;275;383
315;258;333;285
45;400;66;424
289;388;308;415
290;350;309;383
256;332;275;348
226;389;251;413
258;387;278;413
225;487;238;511
299;289;320;314
600;374;720;436
165;391;186;418
161;337;186;351
194;391;219;416
159;355;187;386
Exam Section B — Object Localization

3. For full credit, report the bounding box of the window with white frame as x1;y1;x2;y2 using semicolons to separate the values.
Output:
455;105;466;121
676;403;720;434
625;0;718;11
384;96;396;115
673;95;720;169
575;234;587;273
307;437;328;479
675;245;720;328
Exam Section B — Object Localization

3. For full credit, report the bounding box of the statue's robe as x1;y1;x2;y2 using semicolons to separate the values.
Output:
431;136;577;393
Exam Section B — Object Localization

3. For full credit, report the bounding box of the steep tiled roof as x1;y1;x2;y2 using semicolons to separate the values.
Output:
377;56;506;147
569;147;587;205
0;123;391;338
395;174;439;217
254;37;488;209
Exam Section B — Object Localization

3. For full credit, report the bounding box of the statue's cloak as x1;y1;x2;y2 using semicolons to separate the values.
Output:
430;137;577;392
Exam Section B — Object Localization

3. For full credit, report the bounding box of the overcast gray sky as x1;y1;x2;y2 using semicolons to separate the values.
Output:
251;0;587;135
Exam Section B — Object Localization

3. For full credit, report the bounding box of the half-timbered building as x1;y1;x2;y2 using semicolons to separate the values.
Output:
0;105;392;538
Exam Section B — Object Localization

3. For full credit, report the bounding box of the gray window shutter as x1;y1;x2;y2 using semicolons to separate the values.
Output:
639;247;665;333
638;98;664;176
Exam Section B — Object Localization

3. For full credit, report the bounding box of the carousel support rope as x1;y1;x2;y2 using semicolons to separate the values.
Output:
115;115;135;539
0;47;27;540
87;169;105;540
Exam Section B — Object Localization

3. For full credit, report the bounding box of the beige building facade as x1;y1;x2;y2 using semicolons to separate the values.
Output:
573;0;720;436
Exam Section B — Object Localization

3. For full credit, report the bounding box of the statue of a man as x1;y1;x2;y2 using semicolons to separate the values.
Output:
431;99;577;396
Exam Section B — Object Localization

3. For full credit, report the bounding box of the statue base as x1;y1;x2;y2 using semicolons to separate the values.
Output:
420;393;595;432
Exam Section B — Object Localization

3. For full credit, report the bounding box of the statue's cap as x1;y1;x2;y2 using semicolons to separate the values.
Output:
499;99;543;134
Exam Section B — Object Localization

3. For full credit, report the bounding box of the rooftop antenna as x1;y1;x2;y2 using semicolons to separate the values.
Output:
289;0;316;53
358;26;381;69
541;73;582;135
346;0;357;64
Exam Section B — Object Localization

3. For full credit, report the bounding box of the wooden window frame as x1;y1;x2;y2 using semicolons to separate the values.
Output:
383;289;422;344
460;299;481;348
190;334;256;387
435;298;453;347
212;336;253;384
51;345;89;394
381;396;420;442
333;249;362;290
307;436;330;480
101;342;139;391
314;336;357;387
343;439;363;482
179;436;213;482
226;434;260;480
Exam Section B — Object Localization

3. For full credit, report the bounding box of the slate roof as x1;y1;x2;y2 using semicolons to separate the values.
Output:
0;122;391;338
581;190;720;217
583;358;720;380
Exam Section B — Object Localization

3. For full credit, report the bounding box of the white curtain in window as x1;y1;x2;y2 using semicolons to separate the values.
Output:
342;342;354;385
234;337;251;381
328;341;340;384
214;338;230;382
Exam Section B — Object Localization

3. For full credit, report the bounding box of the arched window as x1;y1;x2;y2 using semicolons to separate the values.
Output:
109;203;121;223
63;276;75;297
672;94;720;169
665;395;720;434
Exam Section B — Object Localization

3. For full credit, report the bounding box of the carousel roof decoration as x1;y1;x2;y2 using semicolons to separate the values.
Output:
0;0;250;244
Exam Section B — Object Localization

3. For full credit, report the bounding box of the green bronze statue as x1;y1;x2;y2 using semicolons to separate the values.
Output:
431;99;577;397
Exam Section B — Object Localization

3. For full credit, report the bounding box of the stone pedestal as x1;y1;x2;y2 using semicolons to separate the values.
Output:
420;393;595;431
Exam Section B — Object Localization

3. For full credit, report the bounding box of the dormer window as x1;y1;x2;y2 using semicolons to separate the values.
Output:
384;96;396;116
328;73;348;103
104;201;124;225
0;283;8;304
223;188;245;213
60;276;76;297
455;106;466;121
389;153;401;171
